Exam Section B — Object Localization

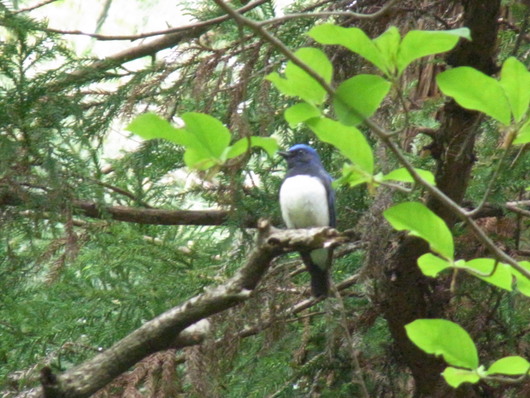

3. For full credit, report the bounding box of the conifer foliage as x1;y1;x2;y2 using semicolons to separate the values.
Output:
1;0;530;397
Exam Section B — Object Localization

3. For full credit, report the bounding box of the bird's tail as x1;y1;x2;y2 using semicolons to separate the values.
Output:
301;251;331;297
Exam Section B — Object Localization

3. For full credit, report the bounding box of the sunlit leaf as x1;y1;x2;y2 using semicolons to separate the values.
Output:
500;57;530;123
406;319;479;369
417;253;452;277
384;202;454;260
382;167;435;185
225;137;279;159
513;120;530;145
126;113;189;145
267;47;332;105
284;102;321;127
461;258;513;291
306;117;374;174
334;74;391;126
442;367;480;388
308;24;390;75
487;356;530;376
398;28;470;73
513;261;530;296
437;67;511;125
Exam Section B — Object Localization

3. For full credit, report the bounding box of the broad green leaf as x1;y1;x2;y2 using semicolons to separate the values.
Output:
417;253;452;277
335;164;371;188
225;136;279;159
513;261;530;296
373;27;400;75
284;102;321;127
308;24;390;75
442;367;480;388
406;319;479;369
461;258;513;291
500;57;530;123
334;74;391;126
126;113;189;145
266;47;332;105
437;67;511;125
382;167;435;185
306;117;374;174
384;202;454;260
398;28;470;73
487;356;530;376
183;149;217;170
180;112;231;165
514;120;530;145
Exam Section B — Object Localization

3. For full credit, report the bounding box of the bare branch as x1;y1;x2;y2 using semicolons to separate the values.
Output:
13;0;59;14
257;0;399;26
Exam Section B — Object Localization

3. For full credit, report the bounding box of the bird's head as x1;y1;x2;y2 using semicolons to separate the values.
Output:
278;144;322;168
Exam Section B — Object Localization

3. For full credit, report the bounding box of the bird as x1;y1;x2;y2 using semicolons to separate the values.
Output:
278;144;336;297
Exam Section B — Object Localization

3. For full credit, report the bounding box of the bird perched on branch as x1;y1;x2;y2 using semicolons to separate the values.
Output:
278;144;336;297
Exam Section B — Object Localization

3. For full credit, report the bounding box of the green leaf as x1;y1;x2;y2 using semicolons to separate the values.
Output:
513;261;530;296
373;27;400;75
461;258;513;291
383;202;454;260
398;28;470;74
306;117;374;174
514;119;530;145
180;112;231;168
500;57;530;123
225;137;279;159
437;67;511;125
417;253;452;277
336;163;371;188
334;74;391;126
266;47;332;105
284;102;321;127
406;319;479;369
126;113;188;145
442;367;481;388
308;24;390;75
487;356;530;376
382;167;435;185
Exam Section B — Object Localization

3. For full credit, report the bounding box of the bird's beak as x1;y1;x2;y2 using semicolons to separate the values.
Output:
278;151;291;159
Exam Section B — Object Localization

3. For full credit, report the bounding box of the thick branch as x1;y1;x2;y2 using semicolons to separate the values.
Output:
73;200;254;226
0;187;257;227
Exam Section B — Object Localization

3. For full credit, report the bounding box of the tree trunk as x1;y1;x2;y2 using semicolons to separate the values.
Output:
381;0;501;396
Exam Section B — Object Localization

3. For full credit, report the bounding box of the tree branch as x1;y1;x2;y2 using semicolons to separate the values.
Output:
0;187;257;227
43;0;269;41
25;220;348;398
46;0;270;90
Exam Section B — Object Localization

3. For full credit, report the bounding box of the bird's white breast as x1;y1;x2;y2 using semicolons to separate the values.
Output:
279;175;329;228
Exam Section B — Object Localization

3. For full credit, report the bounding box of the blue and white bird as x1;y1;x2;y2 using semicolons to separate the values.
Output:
278;144;336;297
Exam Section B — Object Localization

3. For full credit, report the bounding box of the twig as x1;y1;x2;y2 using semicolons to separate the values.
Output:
258;0;400;26
13;0;59;14
506;204;530;218
44;0;270;41
465;148;509;217
211;0;530;280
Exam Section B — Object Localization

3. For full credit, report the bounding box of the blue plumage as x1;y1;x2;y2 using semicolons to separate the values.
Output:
278;144;336;297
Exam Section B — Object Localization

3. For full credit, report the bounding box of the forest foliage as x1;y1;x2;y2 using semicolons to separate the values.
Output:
1;0;530;397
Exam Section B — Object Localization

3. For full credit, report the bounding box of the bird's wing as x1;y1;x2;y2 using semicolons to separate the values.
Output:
322;172;336;228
